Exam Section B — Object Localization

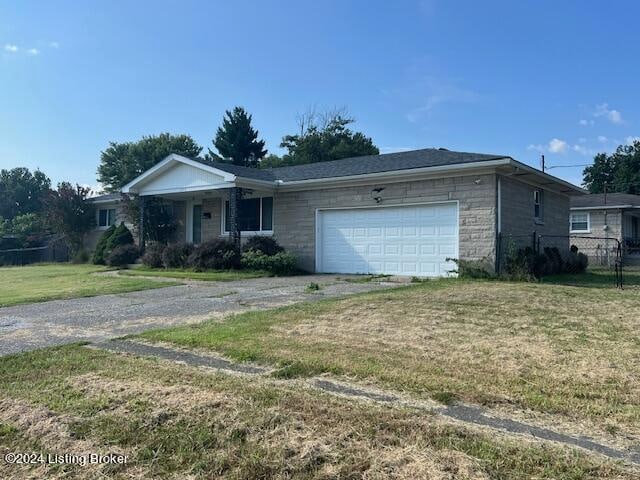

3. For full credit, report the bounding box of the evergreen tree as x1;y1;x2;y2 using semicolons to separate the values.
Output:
208;107;267;167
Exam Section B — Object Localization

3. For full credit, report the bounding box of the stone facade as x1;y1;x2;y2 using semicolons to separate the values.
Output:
499;175;570;253
272;173;498;273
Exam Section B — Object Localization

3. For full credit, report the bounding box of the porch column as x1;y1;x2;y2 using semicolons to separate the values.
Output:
228;187;242;249
138;195;146;252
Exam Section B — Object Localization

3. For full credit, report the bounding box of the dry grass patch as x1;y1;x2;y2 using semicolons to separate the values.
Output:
140;279;640;443
0;345;634;479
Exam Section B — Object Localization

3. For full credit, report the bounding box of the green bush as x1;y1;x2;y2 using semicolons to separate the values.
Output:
242;236;283;256
447;257;495;279
187;239;240;270
565;251;589;273
162;242;194;269
241;250;298;275
505;245;589;280
92;224;116;264
105;223;134;252
72;249;90;264
142;242;165;268
106;244;139;267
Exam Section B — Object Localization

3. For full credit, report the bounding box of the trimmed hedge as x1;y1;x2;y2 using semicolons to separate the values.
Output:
242;236;283;256
188;239;240;270
162;242;194;269
106;244;139;267
241;250;297;275
142;242;165;268
92;224;116;265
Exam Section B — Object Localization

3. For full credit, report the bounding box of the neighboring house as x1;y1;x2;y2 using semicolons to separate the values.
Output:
87;148;584;277
570;193;640;266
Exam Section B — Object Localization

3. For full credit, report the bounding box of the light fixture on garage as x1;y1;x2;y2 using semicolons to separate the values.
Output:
473;179;482;185
372;187;385;203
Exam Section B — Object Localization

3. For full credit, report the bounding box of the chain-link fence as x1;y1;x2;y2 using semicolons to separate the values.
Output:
497;232;623;288
0;234;70;266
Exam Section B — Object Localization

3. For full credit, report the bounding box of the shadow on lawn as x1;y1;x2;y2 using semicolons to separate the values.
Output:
541;267;640;288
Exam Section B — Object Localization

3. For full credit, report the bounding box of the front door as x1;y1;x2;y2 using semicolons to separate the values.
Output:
192;204;202;244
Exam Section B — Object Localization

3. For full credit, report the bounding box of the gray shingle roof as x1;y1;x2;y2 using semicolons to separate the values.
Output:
200;148;510;182
571;193;640;208
88;193;122;202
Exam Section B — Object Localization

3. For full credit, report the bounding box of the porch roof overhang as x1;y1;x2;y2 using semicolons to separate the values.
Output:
121;154;274;196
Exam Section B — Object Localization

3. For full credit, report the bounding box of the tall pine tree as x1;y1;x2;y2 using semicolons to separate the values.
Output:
208;107;267;167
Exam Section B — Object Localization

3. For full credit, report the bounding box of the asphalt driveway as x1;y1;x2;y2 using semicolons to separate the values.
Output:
0;274;400;356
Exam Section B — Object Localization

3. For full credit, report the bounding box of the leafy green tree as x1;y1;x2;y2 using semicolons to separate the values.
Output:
259;154;285;169
46;183;95;252
583;140;640;193
0;167;51;219
98;133;202;192
208;107;267;167
278;110;378;166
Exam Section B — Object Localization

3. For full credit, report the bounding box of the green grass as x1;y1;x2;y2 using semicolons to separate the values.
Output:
119;266;269;281
138;277;640;438
0;345;632;479
542;266;640;288
0;264;179;307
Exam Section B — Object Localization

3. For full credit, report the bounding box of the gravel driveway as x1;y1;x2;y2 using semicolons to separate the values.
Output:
0;274;400;356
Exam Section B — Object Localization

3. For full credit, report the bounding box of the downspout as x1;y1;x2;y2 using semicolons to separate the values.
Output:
495;176;502;273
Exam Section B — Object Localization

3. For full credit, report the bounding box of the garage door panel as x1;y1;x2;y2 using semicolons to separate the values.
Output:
318;203;459;277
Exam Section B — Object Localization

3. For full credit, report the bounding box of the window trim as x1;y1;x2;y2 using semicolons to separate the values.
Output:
570;212;591;233
221;196;274;236
533;189;544;223
96;207;116;230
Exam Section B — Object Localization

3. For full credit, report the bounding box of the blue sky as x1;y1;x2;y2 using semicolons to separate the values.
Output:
1;0;639;190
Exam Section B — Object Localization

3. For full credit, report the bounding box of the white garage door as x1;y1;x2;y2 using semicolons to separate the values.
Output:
317;202;458;277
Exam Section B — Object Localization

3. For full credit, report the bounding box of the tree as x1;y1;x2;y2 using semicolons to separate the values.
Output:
583;140;640;193
0;167;51;219
122;195;176;243
278;109;379;166
46;183;95;252
208;107;267;167
98;133;202;192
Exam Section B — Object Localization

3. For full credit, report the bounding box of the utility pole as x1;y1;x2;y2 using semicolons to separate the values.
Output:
541;154;545;173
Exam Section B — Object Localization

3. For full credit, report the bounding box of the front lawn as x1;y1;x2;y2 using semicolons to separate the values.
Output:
0;345;631;479
118;266;269;282
0;264;179;307
140;274;640;445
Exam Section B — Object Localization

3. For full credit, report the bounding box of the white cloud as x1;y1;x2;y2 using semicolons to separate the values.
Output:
594;103;624;124
527;144;546;153
578;119;594;126
4;44;18;53
27;48;39;56
626;136;640;145
597;135;608;143
548;138;568;153
572;144;595;156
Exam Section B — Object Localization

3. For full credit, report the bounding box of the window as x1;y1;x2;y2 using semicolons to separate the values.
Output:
224;196;273;233
97;208;116;228
570;212;590;233
533;189;543;221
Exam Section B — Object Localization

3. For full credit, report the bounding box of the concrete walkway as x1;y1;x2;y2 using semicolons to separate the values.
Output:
95;339;640;466
0;274;399;357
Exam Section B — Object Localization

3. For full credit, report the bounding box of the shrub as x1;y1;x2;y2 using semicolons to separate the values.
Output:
106;244;139;267
241;250;298;275
142;242;166;268
92;224;117;264
105;223;134;252
447;257;495;279
162;242;194;269
543;247;564;275
187;239;240;270
242;236;284;256
72;249;90;264
565;251;589;274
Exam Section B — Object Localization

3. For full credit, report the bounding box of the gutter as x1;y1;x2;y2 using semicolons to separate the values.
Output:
571;205;634;211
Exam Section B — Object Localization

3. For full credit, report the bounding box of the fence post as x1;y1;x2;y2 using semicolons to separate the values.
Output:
532;231;537;254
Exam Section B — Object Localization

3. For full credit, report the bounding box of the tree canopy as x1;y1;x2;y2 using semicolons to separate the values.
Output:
97;133;202;192
46;183;95;251
266;110;378;168
583;140;640;193
208;107;267;167
0;167;51;220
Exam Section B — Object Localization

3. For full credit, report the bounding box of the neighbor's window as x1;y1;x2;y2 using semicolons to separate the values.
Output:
224;196;273;233
98;208;116;228
570;212;590;233
534;189;543;221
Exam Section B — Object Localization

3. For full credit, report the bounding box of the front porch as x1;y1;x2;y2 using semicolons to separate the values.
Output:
121;154;276;247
